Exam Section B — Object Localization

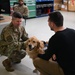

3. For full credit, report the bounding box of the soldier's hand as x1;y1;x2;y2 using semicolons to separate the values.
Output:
22;40;28;50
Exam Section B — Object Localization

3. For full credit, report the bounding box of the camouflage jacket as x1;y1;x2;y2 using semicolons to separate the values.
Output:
13;4;29;17
0;23;28;56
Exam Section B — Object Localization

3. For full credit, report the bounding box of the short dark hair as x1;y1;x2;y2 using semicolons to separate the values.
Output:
49;11;64;27
12;12;23;19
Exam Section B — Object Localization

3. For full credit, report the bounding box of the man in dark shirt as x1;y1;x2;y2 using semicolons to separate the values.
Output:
33;11;75;75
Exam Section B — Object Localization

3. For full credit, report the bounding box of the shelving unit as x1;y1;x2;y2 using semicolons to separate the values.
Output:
24;0;36;18
36;0;54;17
0;0;10;15
10;0;17;7
10;0;18;15
10;0;36;18
4;0;54;18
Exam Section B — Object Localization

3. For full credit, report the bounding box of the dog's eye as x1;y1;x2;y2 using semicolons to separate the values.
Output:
33;41;36;43
28;40;30;42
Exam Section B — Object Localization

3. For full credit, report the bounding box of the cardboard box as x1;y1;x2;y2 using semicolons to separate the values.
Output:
54;3;61;10
61;4;67;11
68;1;75;11
61;1;68;11
54;0;62;3
54;0;62;10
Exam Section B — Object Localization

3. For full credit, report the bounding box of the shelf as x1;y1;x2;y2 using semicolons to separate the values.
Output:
9;0;54;18
0;0;10;14
36;0;54;2
24;0;36;18
36;14;48;17
36;0;54;17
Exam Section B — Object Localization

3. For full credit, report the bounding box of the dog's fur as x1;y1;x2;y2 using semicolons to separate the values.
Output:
25;36;45;59
25;36;45;73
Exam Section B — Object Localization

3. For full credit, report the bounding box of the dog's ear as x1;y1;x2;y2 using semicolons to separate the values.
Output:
37;41;44;49
36;41;40;49
39;41;44;49
37;41;45;54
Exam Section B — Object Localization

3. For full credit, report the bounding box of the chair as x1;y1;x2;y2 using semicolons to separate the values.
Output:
13;2;27;25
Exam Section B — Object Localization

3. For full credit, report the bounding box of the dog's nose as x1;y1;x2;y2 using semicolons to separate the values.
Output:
29;45;32;49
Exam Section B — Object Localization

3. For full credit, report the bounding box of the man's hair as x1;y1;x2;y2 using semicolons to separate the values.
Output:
12;12;23;19
49;11;64;27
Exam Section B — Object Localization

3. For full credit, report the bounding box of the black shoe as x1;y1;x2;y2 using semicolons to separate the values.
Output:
2;59;14;72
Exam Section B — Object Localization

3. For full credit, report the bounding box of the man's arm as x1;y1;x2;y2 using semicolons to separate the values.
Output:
23;6;29;17
1;27;24;50
21;26;29;41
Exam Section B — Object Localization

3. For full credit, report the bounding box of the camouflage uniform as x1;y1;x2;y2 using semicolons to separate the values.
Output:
13;4;29;17
0;22;28;63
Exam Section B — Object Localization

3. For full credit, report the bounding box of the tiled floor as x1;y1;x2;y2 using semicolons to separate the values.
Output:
0;11;75;75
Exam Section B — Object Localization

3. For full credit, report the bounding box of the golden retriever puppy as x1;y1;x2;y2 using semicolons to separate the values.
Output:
25;36;45;73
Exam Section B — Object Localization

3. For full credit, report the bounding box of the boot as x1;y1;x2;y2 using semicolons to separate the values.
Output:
2;59;14;72
13;60;21;64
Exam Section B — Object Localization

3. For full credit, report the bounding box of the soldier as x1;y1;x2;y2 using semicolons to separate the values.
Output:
0;12;29;72
13;0;29;25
